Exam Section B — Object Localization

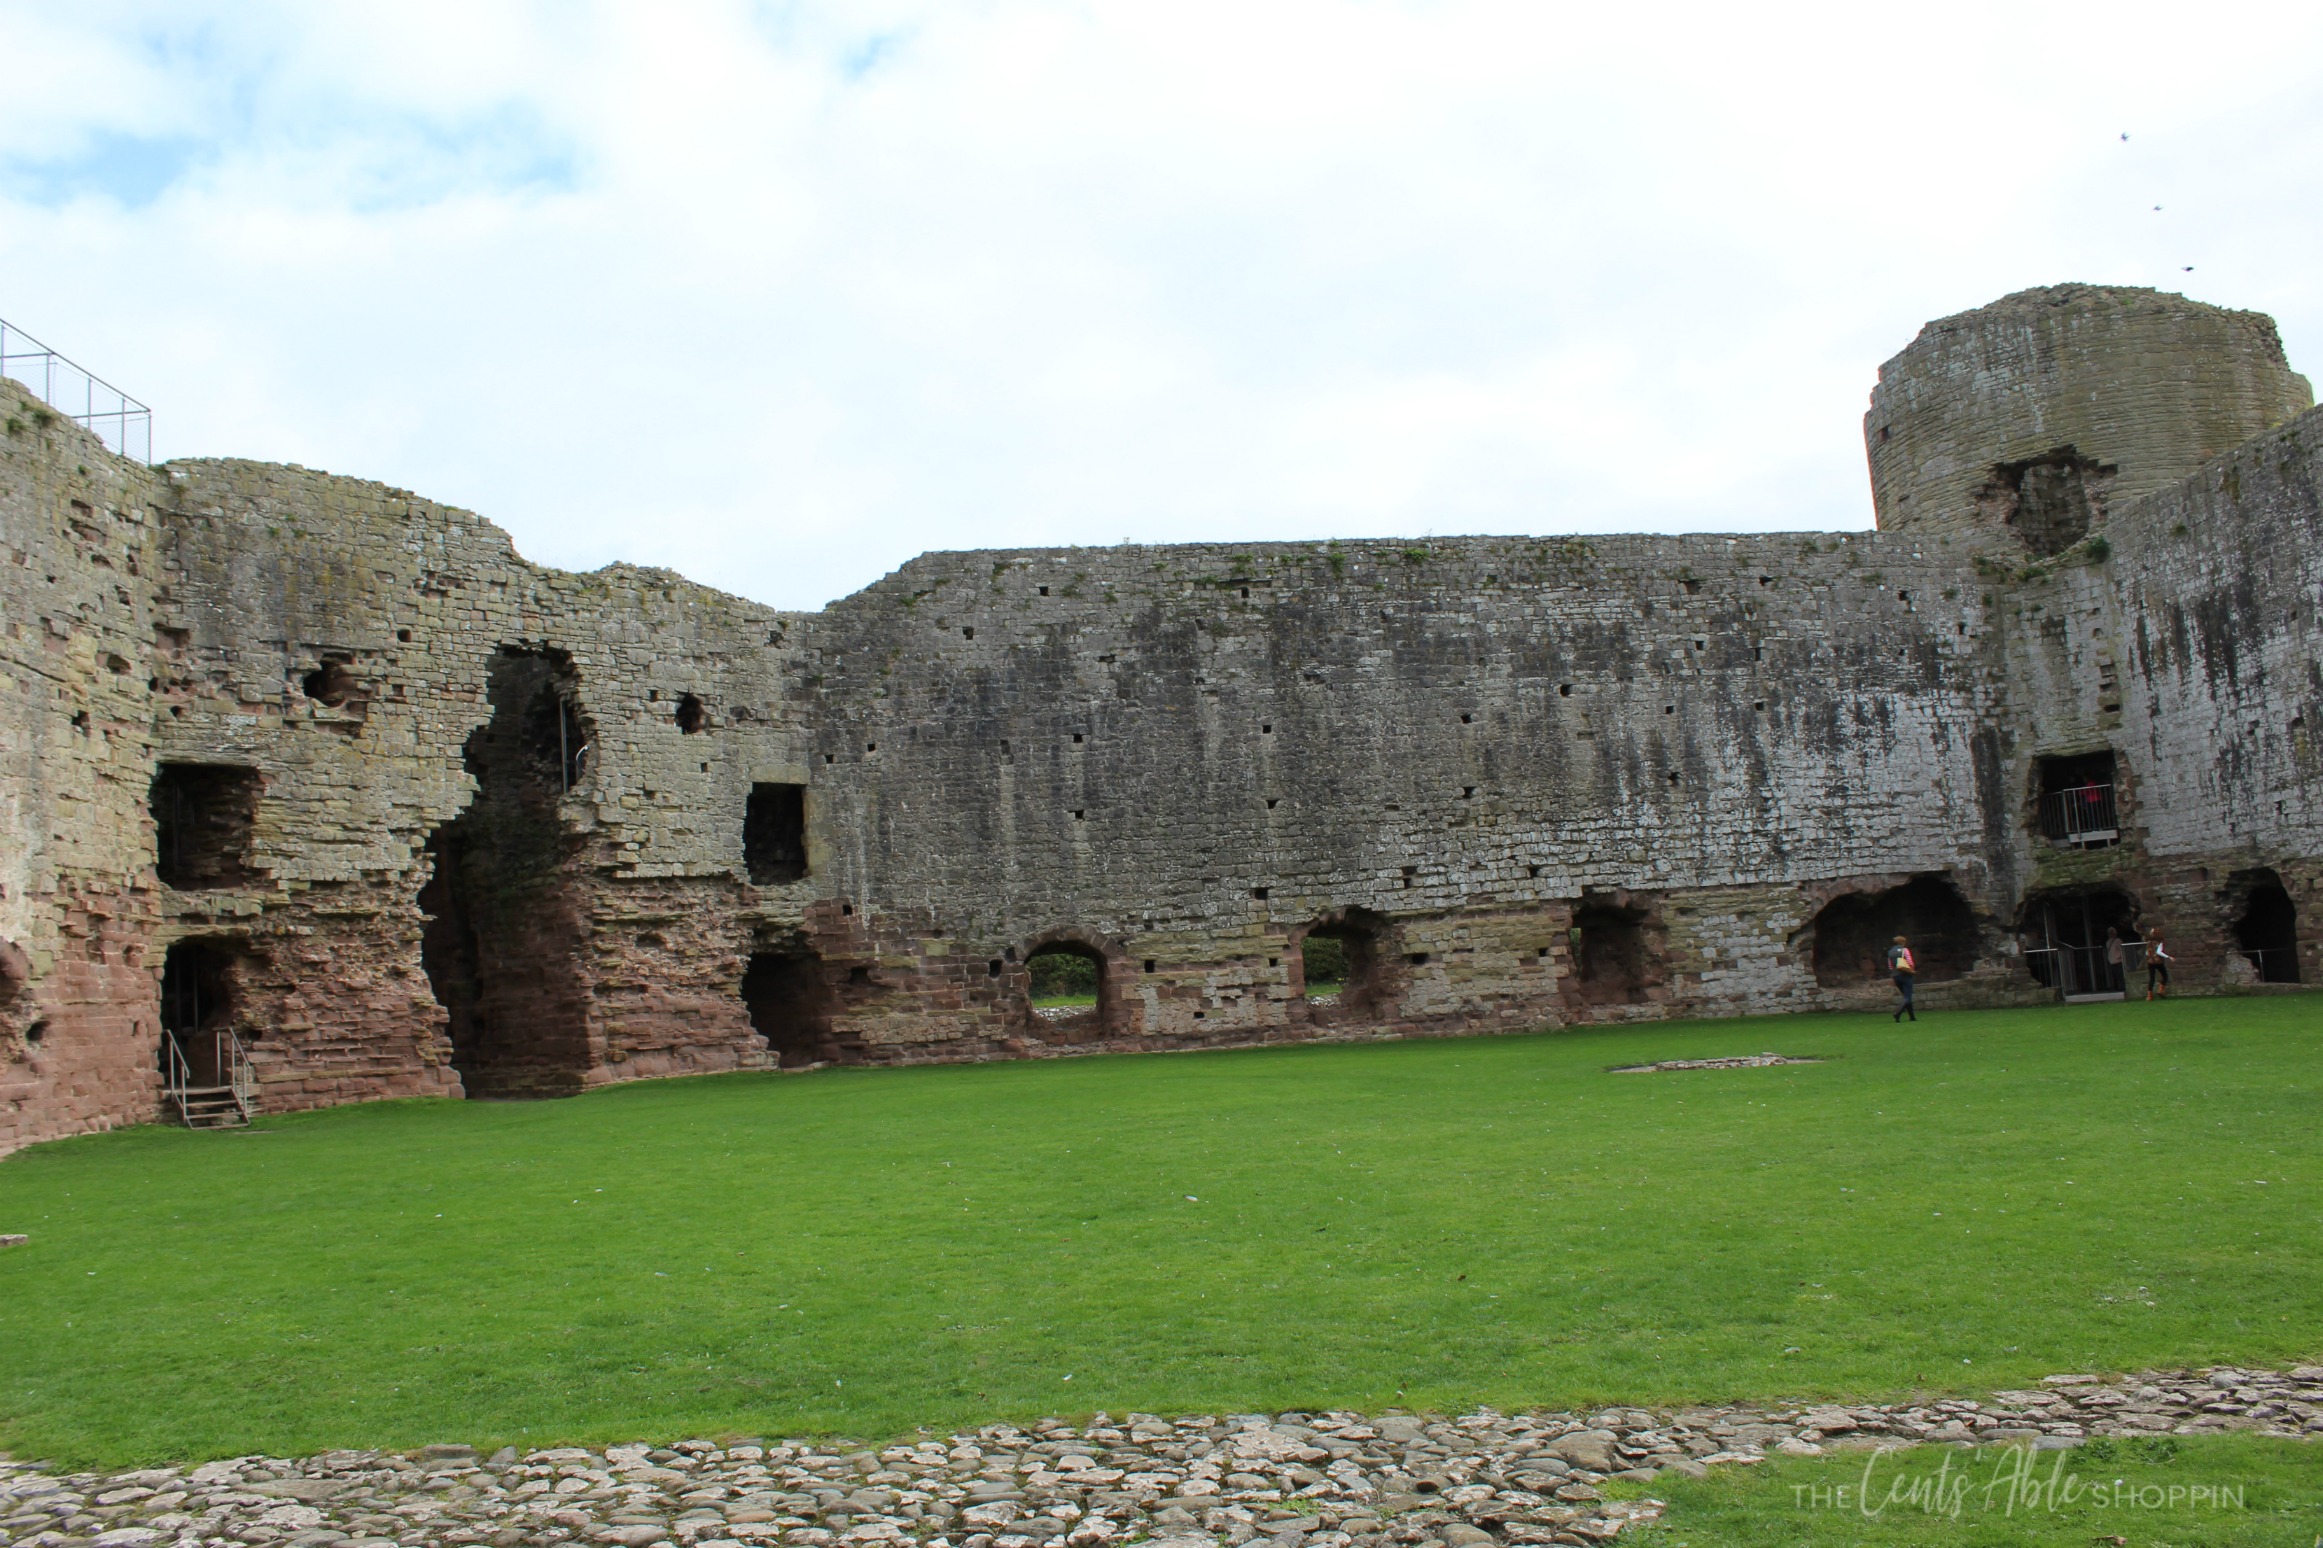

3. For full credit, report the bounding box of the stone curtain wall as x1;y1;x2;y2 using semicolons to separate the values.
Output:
2107;404;2323;984
0;380;173;1151
9;283;2323;1151
800;531;2029;1058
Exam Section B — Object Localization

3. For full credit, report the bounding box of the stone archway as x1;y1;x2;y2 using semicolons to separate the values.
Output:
1016;929;1129;1044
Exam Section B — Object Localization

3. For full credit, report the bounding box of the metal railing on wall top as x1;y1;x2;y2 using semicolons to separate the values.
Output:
0;315;151;463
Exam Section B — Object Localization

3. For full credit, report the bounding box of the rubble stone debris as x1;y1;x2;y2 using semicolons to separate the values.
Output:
1606;1054;1820;1073
3;1365;2318;1548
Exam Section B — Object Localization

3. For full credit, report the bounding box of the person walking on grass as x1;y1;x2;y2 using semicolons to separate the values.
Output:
2146;927;2172;999
1888;935;1917;1022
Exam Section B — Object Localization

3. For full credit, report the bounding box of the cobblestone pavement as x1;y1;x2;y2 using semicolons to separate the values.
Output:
4;1364;2317;1548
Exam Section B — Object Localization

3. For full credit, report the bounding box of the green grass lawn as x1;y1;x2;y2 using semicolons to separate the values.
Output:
1;997;2318;1467
1611;1434;2323;1546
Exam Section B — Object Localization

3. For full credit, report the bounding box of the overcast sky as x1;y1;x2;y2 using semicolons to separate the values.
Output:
3;2;2319;611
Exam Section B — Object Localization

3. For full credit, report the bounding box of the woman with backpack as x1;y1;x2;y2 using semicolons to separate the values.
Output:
2146;928;2172;999
1888;935;1917;1022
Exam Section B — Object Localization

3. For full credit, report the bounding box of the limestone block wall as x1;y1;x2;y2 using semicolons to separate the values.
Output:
1869;286;2311;546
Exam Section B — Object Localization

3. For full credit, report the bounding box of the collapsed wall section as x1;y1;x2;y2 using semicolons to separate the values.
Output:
141;460;814;1118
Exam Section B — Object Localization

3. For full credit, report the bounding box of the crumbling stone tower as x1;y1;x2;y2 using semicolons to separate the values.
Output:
1867;284;2311;550
4;283;2321;1153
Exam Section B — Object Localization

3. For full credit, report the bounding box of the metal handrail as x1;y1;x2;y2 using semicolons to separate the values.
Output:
2241;946;2302;984
163;1031;193;1110
223;1028;257;1119
0;316;152;462
2039;782;2119;848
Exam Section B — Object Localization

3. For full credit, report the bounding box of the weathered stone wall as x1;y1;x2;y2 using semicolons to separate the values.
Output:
1869;285;2311;547
6;283;2323;1153
800;530;2030;1060
146;460;824;1109
0;379;173;1151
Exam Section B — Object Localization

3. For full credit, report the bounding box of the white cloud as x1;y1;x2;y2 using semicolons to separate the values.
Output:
2;0;2320;609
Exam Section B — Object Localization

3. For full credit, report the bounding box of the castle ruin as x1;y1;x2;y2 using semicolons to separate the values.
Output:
3;283;2317;1151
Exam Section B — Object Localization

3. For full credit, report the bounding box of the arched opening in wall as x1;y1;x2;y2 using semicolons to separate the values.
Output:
742;949;838;1067
160;938;244;1089
2033;750;2121;850
1809;875;1980;988
1298;910;1390;1023
745;783;808;884
2230;869;2301;983
417;647;596;1098
675;693;707;734
1565;895;1667;1008
1024;939;1112;1042
1976;445;2115;557
151;763;263;889
2020;886;2140;997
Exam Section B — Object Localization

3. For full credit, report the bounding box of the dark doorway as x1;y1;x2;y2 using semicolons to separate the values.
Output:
742;950;837;1066
1810;875;1979;987
1566;897;1665;1007
1978;446;2114;556
2021;887;2140;997
2231;870;2301;983
418;648;595;1097
160;938;239;1087
1025;939;1111;1042
745;783;808;884
2034;750;2120;850
1299;910;1390;1023
151;764;263;889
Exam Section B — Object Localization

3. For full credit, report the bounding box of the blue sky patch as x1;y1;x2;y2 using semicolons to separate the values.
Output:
3;132;204;209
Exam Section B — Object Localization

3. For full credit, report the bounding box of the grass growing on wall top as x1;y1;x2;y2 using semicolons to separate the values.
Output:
0;997;2318;1465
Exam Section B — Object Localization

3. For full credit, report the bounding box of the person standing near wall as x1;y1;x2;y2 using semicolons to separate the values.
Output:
2146;929;2172;999
1888;935;1917;1022
2105;927;2126;993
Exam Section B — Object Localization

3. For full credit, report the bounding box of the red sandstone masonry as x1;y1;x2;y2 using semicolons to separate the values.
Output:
5;289;2323;1155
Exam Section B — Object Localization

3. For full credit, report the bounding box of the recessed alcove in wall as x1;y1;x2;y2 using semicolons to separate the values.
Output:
418;647;594;1097
745;784;808;884
151;763;263;890
1807;875;1978;987
300;656;359;707
743;949;837;1067
2034;750;2121;849
676;693;707;734
1976;445;2115;556
2229;869;2301;983
1565;897;1666;1008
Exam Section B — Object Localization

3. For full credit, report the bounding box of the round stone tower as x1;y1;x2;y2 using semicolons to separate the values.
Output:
1866;285;2312;551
